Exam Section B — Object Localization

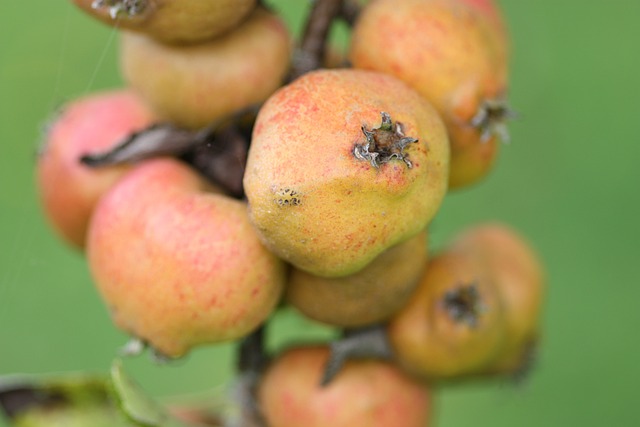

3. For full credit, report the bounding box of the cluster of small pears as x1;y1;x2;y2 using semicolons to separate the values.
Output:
36;0;544;426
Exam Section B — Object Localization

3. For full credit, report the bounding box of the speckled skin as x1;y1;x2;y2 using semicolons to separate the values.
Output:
350;0;509;188
287;231;428;327
72;0;257;45
87;158;286;357
37;90;155;249
388;241;508;380
120;9;291;129
451;224;544;374
244;69;449;278
258;346;431;427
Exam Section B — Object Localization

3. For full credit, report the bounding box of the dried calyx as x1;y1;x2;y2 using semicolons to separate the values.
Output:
470;98;517;144
442;283;486;328
354;112;419;169
91;0;149;19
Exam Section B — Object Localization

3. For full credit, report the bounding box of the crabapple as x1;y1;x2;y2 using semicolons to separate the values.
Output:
87;158;286;357
244;69;449;278
286;231;428;328
387;240;507;380
120;8;291;129
451;224;544;375
36;89;155;249
71;0;257;45
258;345;431;427
350;0;510;188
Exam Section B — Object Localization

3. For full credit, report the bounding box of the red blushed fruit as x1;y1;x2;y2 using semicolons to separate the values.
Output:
258;346;432;427
350;0;510;189
36;90;155;249
87;158;286;357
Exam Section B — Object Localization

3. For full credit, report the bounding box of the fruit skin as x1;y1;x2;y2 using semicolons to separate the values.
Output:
387;240;507;380
72;0;257;45
87;158;286;357
451;224;544;374
244;69;449;278
36;90;155;249
287;231;428;328
120;8;291;129
350;0;509;189
258;346;431;427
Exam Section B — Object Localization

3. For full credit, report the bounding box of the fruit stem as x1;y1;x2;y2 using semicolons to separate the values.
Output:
81;106;259;199
340;0;362;26
231;325;269;427
80;123;210;167
321;324;393;386
237;325;268;374
291;0;345;80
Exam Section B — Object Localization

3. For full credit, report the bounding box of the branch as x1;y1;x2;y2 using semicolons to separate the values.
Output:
291;0;345;80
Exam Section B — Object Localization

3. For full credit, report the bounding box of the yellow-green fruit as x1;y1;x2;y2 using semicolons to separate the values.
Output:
287;231;428;327
120;8;291;129
244;69;449;278
72;0;257;45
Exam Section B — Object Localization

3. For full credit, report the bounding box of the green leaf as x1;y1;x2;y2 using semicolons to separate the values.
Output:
110;359;167;427
0;375;134;427
109;359;186;427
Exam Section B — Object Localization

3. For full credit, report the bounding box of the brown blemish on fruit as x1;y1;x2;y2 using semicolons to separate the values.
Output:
354;112;419;168
274;187;302;207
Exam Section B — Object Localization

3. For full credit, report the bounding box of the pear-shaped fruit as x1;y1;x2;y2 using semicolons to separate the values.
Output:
450;224;544;375
244;69;449;278
87;158;286;357
287;231;428;327
388;222;544;381
388;242;507;380
120;8;291;129
350;0;510;188
72;0;257;45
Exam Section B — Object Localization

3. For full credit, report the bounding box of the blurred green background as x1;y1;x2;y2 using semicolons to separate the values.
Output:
1;1;639;426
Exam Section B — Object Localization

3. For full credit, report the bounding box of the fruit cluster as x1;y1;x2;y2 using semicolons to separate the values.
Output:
34;0;544;426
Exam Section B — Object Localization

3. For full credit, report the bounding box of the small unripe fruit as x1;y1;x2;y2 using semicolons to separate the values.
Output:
451;224;544;375
120;8;291;129
72;0;257;45
37;90;155;249
287;231;428;327
258;346;432;427
350;0;510;188
244;69;449;277
388;241;507;380
87;158;286;357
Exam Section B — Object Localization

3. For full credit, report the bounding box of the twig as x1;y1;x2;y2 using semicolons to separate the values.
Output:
291;0;345;80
